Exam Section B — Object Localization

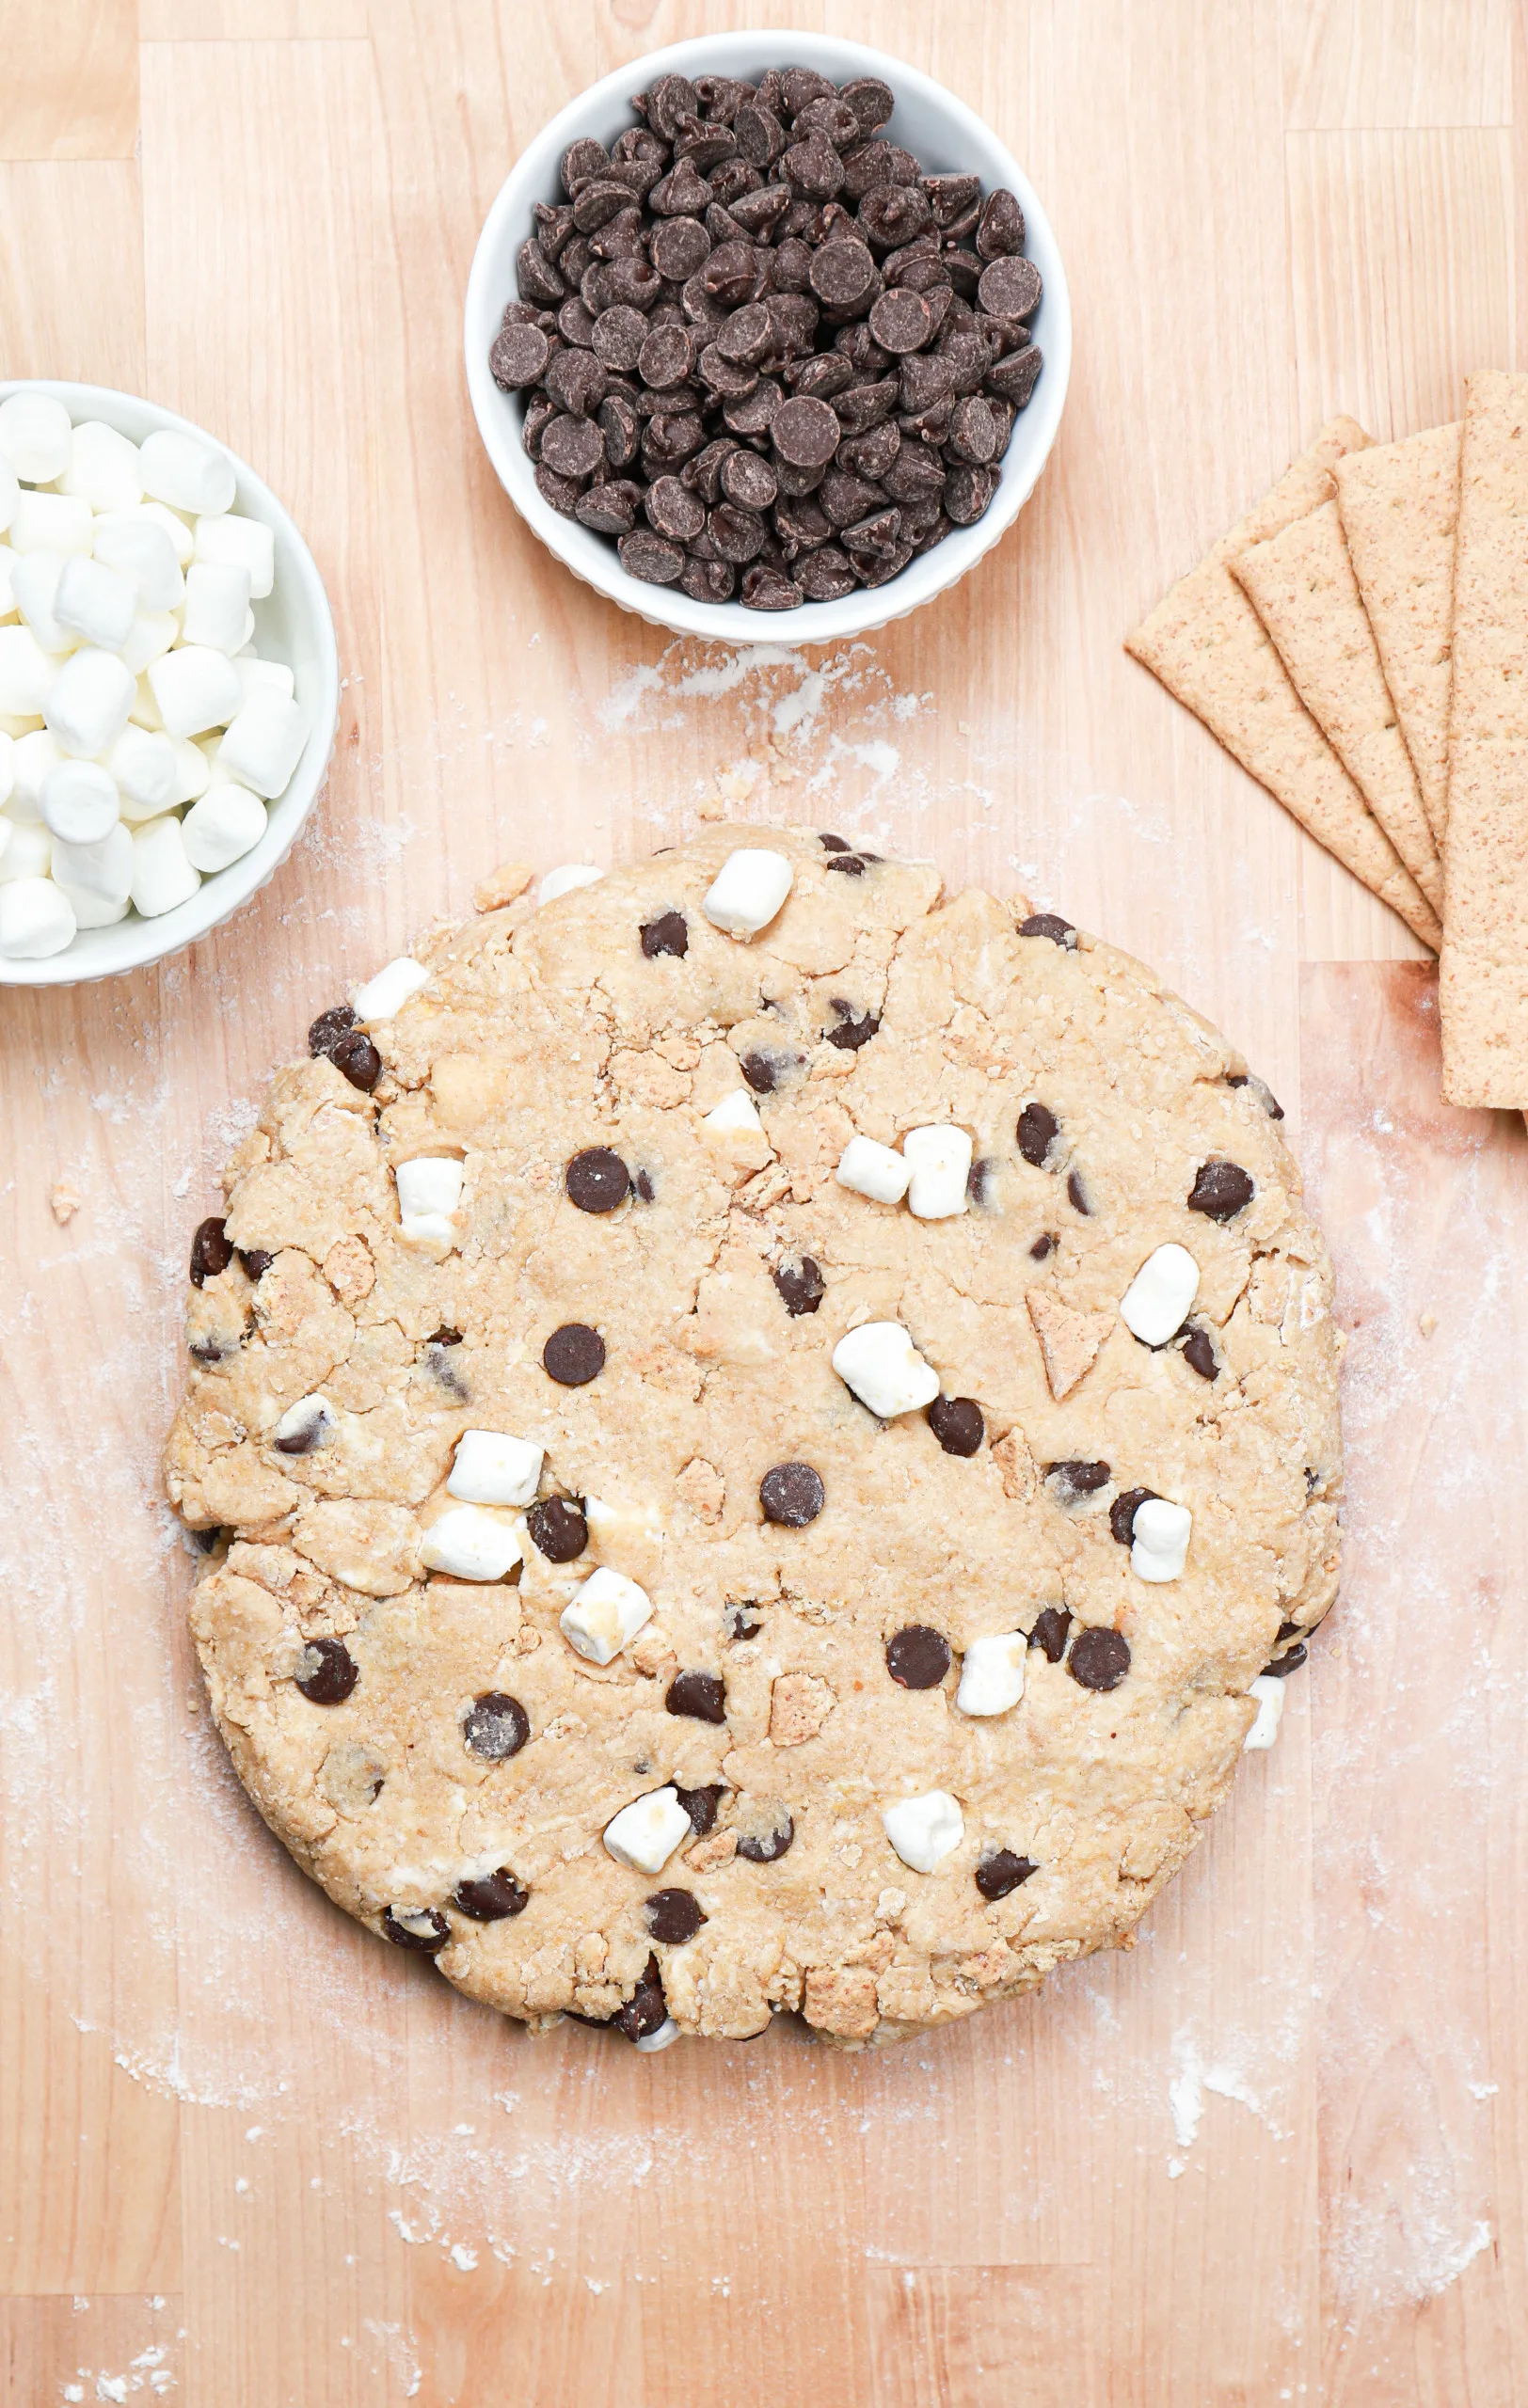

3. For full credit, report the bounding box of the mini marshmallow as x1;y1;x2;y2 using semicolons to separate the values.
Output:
448;1428;544;1510
0;732;11;809
215;687;309;799
956;1633;1027;1718
832;1321;942;1418
0;876;75;958
0;818;9;867
0;544;17;615
195;512;275;598
40;759;119;846
130;814;200;917
60;420;144;512
108;726;177;816
9;490;94;557
0;628;54;717
1243;1674;1286;1752
56;881;128;929
181;561;252;654
1131;1497;1192;1583
0;821;50;882
128;673;165;732
536;862;604;906
168;737;211;805
703;1089;763;1135
354;956;428;1022
236;655;295;705
8;728;60;821
271;1392;336;1452
139;428;237;518
559;1565;653;1665
148;643;242;739
633;2018;680;2053
51;821;133;903
702;846;793;938
10;553;77;656
394;1155;463;1245
583;1494;663;1557
181;782;265;872
1120;1243;1201;1346
135;499;195;568
0;459;16;536
420;1503;523;1582
119;612;179;676
0;391;72;484
44;647;136;758
836;1134;912;1204
93;512;184;610
883;1789;964;1875
54;554;137;652
602;1785;691;1876
903;1123;972;1220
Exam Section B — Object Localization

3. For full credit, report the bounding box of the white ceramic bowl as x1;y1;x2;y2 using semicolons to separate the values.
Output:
464;30;1071;642
0;379;340;987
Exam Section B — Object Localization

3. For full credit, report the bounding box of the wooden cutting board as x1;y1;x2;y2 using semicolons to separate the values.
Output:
2;5;1523;2402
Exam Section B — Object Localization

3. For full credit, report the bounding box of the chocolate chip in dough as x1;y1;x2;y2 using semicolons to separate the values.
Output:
566;1147;630;1213
1029;1233;1057;1260
885;1624;951;1688
527;1496;588;1561
760;1462;825;1527
382;1907;451;1954
1016;1101;1058;1168
976;1848;1038;1900
1028;1607;1072;1662
666;1671;727;1723
1188;1159;1255;1221
1181;1326;1218;1381
824;998;880;1050
1068;1628;1131;1692
308;1002;358;1056
189;1216;232;1287
1046;1459;1110;1500
543;1323;606;1385
612;1953;669;2040
736;1811;794;1863
772;1254;825;1316
239;1248;274;1282
1260;1641;1309;1679
1109;1487;1159;1546
823;850;865;876
641;910;689;958
675;1782;725;1835
454;1869;530;1921
1018;912;1076;947
927;1396;984;1457
329;1030;382;1092
1066;1169;1091;1216
462;1692;531;1761
294;1637;358;1705
646;1889;708;1944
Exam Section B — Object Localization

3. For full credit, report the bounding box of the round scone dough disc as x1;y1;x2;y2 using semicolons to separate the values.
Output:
165;826;1341;2049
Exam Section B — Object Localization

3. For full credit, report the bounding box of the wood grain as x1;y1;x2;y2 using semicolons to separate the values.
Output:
1;3;1524;2401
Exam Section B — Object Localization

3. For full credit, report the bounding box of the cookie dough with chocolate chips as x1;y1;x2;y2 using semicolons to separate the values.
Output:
165;827;1341;2049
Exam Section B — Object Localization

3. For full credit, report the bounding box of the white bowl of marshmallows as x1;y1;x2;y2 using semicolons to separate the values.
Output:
0;381;339;985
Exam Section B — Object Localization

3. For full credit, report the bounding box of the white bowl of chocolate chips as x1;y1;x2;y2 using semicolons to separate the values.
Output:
465;32;1071;639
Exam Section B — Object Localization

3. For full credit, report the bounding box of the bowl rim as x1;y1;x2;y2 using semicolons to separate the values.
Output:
0;376;341;989
463;26;1071;645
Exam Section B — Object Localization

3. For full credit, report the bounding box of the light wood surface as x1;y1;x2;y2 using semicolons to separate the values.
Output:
1;5;1523;2402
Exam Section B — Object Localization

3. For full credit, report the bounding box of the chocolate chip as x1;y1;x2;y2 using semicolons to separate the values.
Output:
824;998;880;1050
736;1812;794;1863
454;1869;530;1921
1109;1487;1159;1546
978;256;1042;319
1068;1628;1131;1692
527;1496;588;1562
1028;1607;1072;1662
1016;1101;1058;1168
928;1395;984;1457
189;1216;232;1287
1188;1160;1255;1221
566;1147;629;1213
740;1049;787;1092
294;1637;358;1704
1029;1232;1056;1260
741;564;804;610
676;1782;724;1835
797;545;858;598
491;320;550;389
1260;1641;1308;1679
760;1462;824;1527
329;1029;382;1093
809;236;879;313
947;394;998;465
885;1624;950;1688
1227;1070;1285;1120
541;414;605;480
1066;1169;1091;1215
576;481;642;536
720;447;779;510
424;1337;469;1401
275;1400;330;1456
976;1848;1038;1901
868;286;933;353
462;1691;530;1761
1181;1326;1218;1381
633;1168;656;1201
772;1254;825;1316
666;1671;726;1723
239;1248;273;1282
1018;911;1076;946
188;1337;231;1368
976;187;1026;259
611;1953;669;2041
599;391;641;468
561;136;610;197
771;393;841;467
619;528;687;584
945;464;997;524
708;500;769;562
824;852;865;877
1046;1458;1110;1497
820;831;850;848
382;1907;450;1954
681;557;738;603
986;344;1043;409
543;1323;605;1385
649;214;712;280
516;239;565;309
641;910;688;958
1277;1619;1301;1642
646;1889;708;1943
308;1002;358;1056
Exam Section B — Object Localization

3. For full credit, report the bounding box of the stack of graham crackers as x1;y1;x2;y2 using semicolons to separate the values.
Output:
1126;373;1528;1111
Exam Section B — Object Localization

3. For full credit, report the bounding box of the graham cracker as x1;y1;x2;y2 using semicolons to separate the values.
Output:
1231;499;1443;914
1125;420;1441;951
1439;372;1528;1106
1333;422;1460;844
